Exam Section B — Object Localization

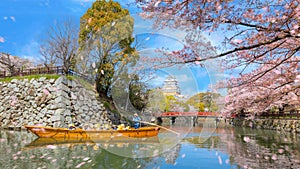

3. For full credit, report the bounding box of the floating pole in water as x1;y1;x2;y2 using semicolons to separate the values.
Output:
140;121;180;136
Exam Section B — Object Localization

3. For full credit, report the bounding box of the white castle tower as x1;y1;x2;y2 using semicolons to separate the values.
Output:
162;76;181;96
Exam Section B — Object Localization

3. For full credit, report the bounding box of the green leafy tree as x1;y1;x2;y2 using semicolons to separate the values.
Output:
186;92;221;112
129;74;149;111
78;0;138;102
165;95;178;112
146;88;165;115
195;102;205;112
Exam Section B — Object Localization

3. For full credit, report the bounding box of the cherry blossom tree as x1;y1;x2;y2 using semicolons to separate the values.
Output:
0;52;33;76
137;0;300;115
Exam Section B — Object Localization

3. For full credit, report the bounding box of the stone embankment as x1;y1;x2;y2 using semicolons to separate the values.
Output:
232;118;300;133
0;76;114;129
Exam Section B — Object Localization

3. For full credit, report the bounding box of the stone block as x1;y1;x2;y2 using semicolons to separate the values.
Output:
53;121;61;128
65;116;72;123
55;109;65;115
49;103;66;110
13;87;20;93
51;115;62;122
55;76;68;86
28;122;34;126
54;96;70;106
11;79;18;83
67;79;75;88
49;78;55;84
38;77;47;82
58;91;70;99
55;84;70;93
8;83;17;89
70;93;77;100
63;109;71;116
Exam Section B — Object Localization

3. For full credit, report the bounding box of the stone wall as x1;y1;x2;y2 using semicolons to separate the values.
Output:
232;118;300;133
0;76;113;129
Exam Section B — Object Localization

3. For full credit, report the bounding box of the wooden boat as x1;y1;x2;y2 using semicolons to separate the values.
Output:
25;125;160;139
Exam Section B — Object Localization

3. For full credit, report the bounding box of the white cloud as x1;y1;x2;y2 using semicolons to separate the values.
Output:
3;16;16;22
10;16;15;22
176;74;193;83
0;36;5;43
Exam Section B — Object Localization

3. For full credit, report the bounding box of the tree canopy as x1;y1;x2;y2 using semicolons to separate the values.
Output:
129;74;149;111
78;0;138;102
137;0;300;115
186;92;221;112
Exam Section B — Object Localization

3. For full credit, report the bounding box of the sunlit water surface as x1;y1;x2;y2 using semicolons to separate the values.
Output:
0;126;299;169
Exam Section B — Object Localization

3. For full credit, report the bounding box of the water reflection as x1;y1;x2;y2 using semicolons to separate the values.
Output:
219;128;300;169
0;127;299;168
183;127;300;169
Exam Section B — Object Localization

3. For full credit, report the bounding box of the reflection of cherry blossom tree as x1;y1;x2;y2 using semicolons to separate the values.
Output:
137;0;300;115
219;128;300;168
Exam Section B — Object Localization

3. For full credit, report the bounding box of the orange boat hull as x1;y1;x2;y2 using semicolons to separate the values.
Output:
25;125;160;138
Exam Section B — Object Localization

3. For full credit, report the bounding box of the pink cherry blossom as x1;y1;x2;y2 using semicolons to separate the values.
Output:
138;0;300;116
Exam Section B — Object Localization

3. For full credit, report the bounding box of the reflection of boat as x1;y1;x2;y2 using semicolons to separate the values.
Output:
24;136;160;149
25;125;160;138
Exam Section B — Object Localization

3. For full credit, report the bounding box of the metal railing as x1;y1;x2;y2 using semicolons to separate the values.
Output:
0;66;63;78
160;112;220;117
68;69;94;84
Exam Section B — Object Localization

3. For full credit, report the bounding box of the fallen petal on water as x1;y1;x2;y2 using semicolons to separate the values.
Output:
46;145;57;149
83;157;89;161
243;136;250;142
218;155;222;165
278;149;284;154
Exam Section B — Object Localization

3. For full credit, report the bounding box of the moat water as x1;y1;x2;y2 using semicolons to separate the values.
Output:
0;125;299;169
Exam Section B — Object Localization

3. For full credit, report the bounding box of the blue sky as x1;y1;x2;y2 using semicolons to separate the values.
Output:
0;0;224;97
0;0;92;58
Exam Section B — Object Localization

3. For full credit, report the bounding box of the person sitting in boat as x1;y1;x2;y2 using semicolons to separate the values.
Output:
133;113;141;129
117;124;125;130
